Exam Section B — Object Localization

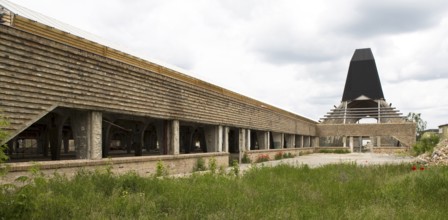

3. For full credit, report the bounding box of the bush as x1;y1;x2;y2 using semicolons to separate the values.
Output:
274;152;283;160
208;157;217;174
241;152;251;164
155;160;168;177
193;158;207;172
413;134;440;155
283;152;295;158
256;154;269;163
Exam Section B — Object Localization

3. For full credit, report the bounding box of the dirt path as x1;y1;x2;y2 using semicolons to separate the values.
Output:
239;153;416;172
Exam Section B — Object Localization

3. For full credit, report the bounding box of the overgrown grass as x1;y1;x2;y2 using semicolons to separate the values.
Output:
413;134;440;155
1;163;448;219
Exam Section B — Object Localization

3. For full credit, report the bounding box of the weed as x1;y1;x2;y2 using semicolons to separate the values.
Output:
274;152;283;160
231;160;239;176
241;152;251;164
193;158;206;172
155;160;168;177
412;134;440;155
256;154;270;163
318;149;350;154
208;157;217;174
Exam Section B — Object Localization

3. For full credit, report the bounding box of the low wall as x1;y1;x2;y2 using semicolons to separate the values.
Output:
243;148;316;162
0;153;229;184
372;147;408;154
317;146;408;154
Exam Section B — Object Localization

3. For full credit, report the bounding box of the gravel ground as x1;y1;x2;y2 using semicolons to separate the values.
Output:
239;153;416;173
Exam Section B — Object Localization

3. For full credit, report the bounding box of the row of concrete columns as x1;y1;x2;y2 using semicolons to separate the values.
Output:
342;136;382;152
18;110;318;160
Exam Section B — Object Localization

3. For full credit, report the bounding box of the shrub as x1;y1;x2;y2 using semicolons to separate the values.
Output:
284;152;295;158
241;152;251;164
274;152;283;160
208;157;217;174
155;160;168;177
256;154;270;163
231;160;239;176
413;134;440;155
193;158;207;172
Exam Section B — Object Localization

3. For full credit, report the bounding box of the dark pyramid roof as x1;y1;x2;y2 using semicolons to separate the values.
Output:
342;48;385;101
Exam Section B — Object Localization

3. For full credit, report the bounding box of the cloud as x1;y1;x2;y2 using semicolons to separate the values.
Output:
338;0;448;37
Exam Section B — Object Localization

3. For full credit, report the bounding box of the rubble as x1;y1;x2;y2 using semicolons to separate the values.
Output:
417;139;448;165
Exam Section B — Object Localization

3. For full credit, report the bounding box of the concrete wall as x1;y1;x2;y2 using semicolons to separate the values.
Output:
0;25;317;144
0;152;228;184
316;123;416;147
243;148;315;162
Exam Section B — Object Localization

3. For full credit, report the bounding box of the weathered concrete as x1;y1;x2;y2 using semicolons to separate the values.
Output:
71;111;102;160
0;152;229;184
317;123;416;147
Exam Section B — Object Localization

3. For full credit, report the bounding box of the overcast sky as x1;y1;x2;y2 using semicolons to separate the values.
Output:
7;0;448;128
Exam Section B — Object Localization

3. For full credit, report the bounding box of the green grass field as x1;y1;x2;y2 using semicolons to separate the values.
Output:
1;163;448;219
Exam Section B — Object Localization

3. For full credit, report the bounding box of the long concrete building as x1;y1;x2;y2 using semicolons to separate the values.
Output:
0;1;415;178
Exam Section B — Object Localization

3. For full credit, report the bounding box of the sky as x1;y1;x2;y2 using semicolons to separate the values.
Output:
6;0;448;128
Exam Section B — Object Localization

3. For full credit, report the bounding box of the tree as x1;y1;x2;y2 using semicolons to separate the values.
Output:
407;112;427;139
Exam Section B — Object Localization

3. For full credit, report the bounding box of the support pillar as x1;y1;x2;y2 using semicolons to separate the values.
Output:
246;129;251;151
72;111;102;160
223;127;229;153
205;125;222;152
238;128;246;152
300;135;304;148
168;120;179;155
343;136;347;148
349;136;354;153
376;136;381;147
313;137;319;147
48;114;65;160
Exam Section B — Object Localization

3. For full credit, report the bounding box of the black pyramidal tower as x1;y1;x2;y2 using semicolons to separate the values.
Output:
342;48;384;101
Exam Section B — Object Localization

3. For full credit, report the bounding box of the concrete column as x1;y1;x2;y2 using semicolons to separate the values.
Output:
376;136;381;147
238;128;246;152
359;136;363;152
343;136;347;148
48;115;66;160
272;132;282;149
313;137;319;147
205;125;222;152
257;131;269;150
349;136;354;152
72;111;102;160
169;120;179;155
223;127;229;153
300;135;304;148
246;129;251;151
